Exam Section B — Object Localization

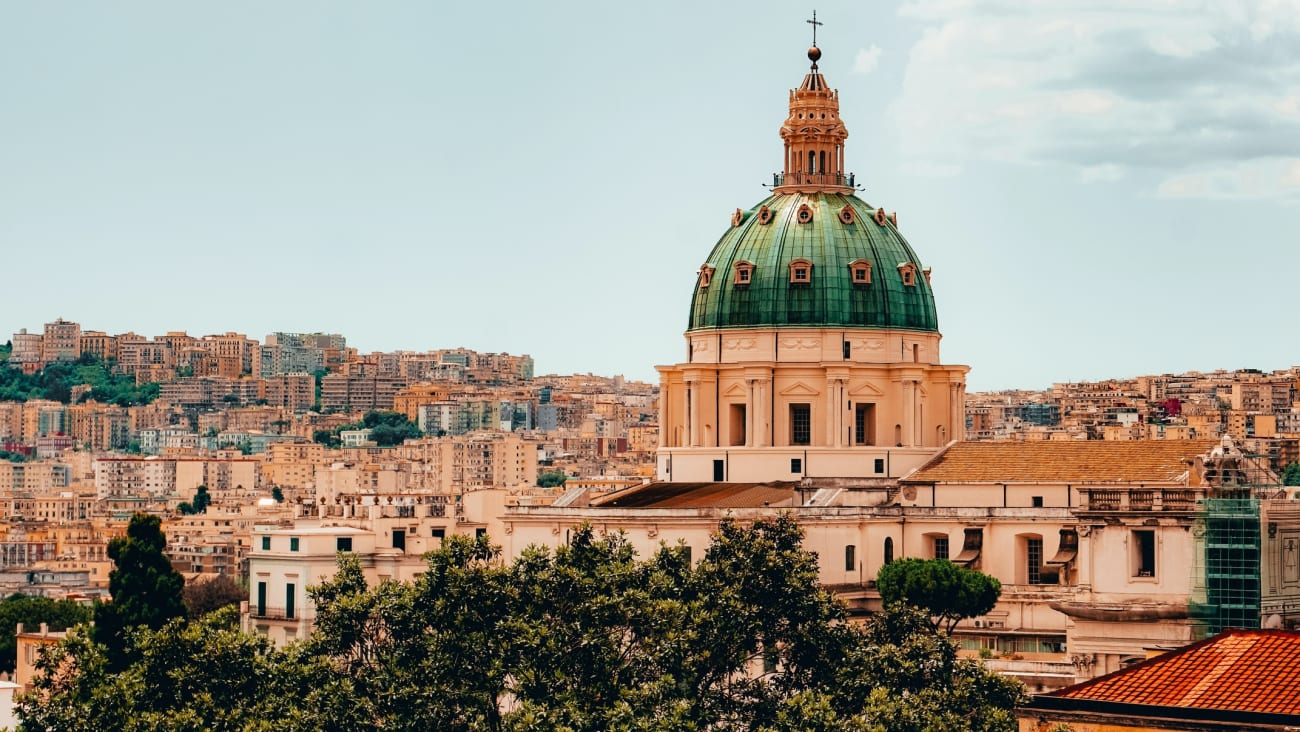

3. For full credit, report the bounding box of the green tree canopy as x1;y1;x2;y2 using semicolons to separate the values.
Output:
0;595;92;674
22;517;1023;730
94;514;187;670
876;558;1002;633
536;470;567;488
1284;462;1300;487
182;574;246;618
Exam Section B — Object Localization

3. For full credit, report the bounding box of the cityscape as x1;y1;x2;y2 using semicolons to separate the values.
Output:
4;3;1300;731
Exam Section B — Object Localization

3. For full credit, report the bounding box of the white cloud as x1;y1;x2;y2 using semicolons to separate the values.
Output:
853;45;883;76
891;1;1300;199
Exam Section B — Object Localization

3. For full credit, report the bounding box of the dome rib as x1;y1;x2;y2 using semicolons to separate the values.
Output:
688;192;938;333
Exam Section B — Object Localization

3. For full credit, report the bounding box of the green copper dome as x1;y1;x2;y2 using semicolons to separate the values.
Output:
688;192;939;332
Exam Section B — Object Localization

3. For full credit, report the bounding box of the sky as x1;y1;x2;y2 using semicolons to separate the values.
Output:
2;1;1299;391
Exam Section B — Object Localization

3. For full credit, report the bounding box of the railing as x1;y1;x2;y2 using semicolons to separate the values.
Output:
1129;491;1154;510
249;606;296;621
1087;490;1121;511
1162;490;1198;511
772;172;856;188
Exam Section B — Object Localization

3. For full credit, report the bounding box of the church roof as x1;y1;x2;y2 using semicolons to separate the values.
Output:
688;192;938;332
1047;630;1300;717
903;439;1219;484
591;481;798;509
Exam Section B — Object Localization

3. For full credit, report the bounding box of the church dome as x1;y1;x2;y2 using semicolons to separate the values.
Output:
688;192;937;332
686;43;939;334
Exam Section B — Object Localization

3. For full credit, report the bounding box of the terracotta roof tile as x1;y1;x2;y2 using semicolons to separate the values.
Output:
1054;630;1300;715
591;481;797;509
903;439;1218;484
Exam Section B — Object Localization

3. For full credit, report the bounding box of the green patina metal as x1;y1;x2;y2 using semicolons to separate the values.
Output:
688;192;939;332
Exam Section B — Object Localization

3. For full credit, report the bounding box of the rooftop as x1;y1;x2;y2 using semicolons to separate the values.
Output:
591;481;798;509
903;439;1218;484
1049;630;1300;717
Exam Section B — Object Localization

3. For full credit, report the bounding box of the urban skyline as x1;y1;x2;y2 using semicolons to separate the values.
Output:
3;2;1299;391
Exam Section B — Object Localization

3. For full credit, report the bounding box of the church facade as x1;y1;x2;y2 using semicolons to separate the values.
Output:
501;37;1300;690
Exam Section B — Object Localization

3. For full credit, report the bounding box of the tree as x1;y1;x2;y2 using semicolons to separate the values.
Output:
182;574;246;618
94;514;187;670
1284;462;1300;487
271;486;284;502
0;595;92;673
876;558;1002;633
537;470;567;488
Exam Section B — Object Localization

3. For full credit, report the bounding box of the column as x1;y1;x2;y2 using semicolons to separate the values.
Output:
901;380;915;447
745;378;757;448
687;380;701;447
756;375;771;447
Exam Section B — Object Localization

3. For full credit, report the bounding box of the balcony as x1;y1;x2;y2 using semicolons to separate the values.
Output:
249;606;296;621
772;172;857;189
1080;488;1204;513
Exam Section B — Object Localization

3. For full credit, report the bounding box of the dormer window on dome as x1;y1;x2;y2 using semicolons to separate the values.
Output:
734;260;755;286
757;205;773;225
838;205;855;225
848;259;871;284
789;259;812;284
796;203;814;224
698;265;715;289
898;262;918;287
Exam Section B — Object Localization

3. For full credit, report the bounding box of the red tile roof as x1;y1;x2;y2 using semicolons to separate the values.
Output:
903;439;1217;484
1053;630;1300;716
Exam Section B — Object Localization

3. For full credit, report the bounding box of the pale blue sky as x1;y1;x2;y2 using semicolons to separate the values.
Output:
2;1;1298;390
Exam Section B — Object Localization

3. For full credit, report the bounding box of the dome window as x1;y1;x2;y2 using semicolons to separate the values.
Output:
757;205;774;225
788;258;812;284
848;259;871;284
796;203;814;224
838;205;855;225
698;265;715;289
898;262;918;287
733;260;755;286
731;208;745;227
873;208;888;226
923;267;932;285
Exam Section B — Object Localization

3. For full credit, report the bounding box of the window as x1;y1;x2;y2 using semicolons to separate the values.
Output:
698;265;714;289
393;530;406;551
796;204;813;224
476;528;487;539
734;260;755;285
256;582;266;617
838;205;855;225
899;263;917;287
336;537;353;552
757;205;773;225
788;259;812;284
289;537;299;552
933;535;949;560
884;537;894;564
848;259;871;284
1133;530;1156;577
790;458;802;473
261;536;270;551
845;545;856;571
790;404;811;446
1032;496;1044;508
873;458;885;474
855;404;877;446
842;341;850;359
1027;537;1043;585
285;583;295;619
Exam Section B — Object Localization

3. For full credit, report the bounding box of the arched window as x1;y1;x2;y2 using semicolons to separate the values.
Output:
883;537;894;564
819;150;826;174
733;260;755;286
788;258;812;284
808;150;817;173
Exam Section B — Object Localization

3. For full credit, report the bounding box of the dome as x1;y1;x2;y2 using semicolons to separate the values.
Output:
688;192;938;332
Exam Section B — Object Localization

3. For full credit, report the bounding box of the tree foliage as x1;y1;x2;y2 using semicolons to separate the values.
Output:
94;514;188;670
182;573;246;618
22;517;1023;730
1284;462;1300;487
536;470;567;488
313;410;422;448
176;484;211;515
876;558;1002;633
0;354;159;405
0;594;92;673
